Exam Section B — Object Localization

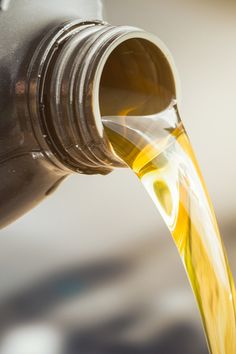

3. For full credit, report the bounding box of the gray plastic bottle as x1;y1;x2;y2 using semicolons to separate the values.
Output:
0;0;177;228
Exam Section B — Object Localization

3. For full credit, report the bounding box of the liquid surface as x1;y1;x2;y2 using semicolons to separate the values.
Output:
103;102;236;354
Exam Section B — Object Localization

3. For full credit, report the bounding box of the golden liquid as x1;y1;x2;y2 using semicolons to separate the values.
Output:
103;103;236;354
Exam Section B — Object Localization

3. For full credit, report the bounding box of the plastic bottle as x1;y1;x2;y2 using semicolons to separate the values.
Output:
0;0;177;228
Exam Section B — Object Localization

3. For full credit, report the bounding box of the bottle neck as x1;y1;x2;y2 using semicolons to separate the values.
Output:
27;19;177;175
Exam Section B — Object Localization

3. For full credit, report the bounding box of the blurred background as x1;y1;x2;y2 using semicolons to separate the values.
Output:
1;0;236;353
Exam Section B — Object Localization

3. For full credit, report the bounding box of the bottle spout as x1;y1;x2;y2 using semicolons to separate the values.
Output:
28;20;179;175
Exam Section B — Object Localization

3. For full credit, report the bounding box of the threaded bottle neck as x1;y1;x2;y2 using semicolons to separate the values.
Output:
28;19;177;175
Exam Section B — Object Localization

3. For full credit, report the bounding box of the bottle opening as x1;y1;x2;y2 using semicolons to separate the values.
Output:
99;37;176;119
98;36;178;165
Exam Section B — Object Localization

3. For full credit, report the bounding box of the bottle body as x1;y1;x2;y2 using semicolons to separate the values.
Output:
0;0;102;227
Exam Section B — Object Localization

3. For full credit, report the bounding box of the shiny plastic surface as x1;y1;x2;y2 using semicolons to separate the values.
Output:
0;1;94;227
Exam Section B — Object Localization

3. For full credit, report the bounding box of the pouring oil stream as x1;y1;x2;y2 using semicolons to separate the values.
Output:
102;101;236;354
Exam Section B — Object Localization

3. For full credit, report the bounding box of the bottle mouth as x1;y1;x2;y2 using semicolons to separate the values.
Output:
96;32;178;167
97;34;177;132
28;20;178;175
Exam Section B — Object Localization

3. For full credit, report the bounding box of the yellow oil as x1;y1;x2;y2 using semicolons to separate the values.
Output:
102;102;236;354
98;37;236;353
